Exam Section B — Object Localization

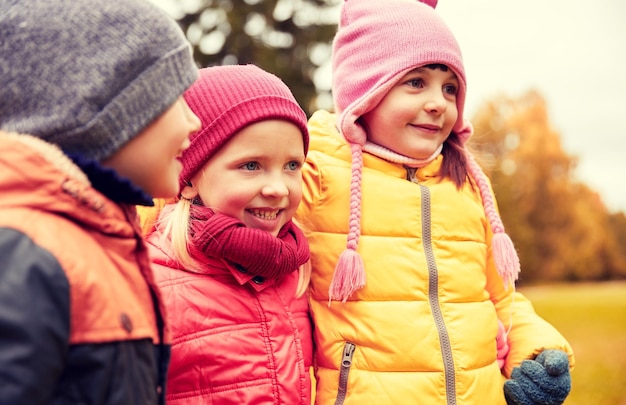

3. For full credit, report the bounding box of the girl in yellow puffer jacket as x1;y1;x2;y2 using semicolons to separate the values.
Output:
294;1;574;404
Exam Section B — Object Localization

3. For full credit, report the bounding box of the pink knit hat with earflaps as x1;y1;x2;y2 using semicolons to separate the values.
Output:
179;64;309;190
328;0;520;303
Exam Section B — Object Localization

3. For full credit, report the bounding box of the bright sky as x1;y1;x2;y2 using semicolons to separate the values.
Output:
151;0;626;212
436;0;626;213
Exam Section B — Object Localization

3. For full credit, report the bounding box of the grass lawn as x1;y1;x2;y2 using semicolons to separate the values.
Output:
518;281;626;405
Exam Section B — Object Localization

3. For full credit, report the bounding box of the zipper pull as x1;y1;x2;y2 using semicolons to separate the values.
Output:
341;342;355;367
335;342;356;405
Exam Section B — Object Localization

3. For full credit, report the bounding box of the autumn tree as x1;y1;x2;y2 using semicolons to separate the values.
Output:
471;91;626;283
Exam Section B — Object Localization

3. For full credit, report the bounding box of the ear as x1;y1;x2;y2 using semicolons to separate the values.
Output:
180;181;199;201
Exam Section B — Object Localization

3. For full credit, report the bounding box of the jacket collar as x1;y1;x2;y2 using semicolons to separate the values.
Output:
0;131;140;235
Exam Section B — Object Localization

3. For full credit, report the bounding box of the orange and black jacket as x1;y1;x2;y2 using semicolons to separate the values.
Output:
0;132;170;404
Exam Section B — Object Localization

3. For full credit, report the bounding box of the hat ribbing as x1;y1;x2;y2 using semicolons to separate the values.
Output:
179;65;309;190
0;0;198;162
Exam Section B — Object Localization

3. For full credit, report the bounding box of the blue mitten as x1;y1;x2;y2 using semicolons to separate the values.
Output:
504;349;571;405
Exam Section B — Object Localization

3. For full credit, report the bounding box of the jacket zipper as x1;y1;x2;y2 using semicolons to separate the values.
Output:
419;183;457;404
334;342;356;405
407;167;418;183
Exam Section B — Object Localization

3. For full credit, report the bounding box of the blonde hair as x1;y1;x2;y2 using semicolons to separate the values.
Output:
293;217;312;298
160;197;196;271
144;197;311;298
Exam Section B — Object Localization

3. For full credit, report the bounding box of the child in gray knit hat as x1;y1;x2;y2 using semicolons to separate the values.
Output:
0;0;200;403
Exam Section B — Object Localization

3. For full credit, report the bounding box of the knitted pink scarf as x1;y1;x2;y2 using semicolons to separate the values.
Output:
188;205;309;279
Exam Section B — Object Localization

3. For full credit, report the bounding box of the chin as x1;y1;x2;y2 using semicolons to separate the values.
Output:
409;146;440;160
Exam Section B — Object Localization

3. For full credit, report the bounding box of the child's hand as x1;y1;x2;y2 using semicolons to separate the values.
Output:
503;349;571;405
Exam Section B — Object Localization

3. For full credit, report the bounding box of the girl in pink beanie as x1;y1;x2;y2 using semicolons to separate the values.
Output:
142;65;313;404
295;0;574;404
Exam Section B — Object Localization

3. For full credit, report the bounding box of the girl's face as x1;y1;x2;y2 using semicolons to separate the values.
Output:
102;97;200;198
188;120;305;237
361;66;459;160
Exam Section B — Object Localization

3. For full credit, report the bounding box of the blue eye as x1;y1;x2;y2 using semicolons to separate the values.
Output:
286;161;302;171
242;162;260;171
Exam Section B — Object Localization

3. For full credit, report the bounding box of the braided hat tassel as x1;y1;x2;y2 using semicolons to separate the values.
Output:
466;153;521;288
328;143;367;303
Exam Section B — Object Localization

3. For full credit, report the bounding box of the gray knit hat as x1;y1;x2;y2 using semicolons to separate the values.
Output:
0;0;198;161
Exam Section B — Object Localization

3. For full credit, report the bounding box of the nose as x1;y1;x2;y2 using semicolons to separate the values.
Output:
180;113;200;154
424;89;447;114
181;98;201;135
187;108;201;134
261;172;289;198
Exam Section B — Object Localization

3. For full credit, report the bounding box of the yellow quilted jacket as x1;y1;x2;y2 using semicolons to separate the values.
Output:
296;111;574;405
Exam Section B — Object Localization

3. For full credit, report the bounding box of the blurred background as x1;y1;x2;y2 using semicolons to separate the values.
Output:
150;1;626;403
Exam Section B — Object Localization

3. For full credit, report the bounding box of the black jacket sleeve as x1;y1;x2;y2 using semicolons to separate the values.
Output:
0;227;70;405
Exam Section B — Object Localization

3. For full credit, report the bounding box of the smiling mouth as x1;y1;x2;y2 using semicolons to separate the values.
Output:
414;124;440;131
249;209;281;220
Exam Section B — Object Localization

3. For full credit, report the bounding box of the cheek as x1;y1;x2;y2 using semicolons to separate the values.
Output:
446;103;459;126
167;127;188;154
287;177;304;208
199;182;249;218
153;111;188;155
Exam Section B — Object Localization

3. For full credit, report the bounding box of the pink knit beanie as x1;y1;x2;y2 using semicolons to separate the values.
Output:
328;0;520;302
333;0;465;146
179;64;309;189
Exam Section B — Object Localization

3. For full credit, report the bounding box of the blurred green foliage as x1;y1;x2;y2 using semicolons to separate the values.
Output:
175;0;339;114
